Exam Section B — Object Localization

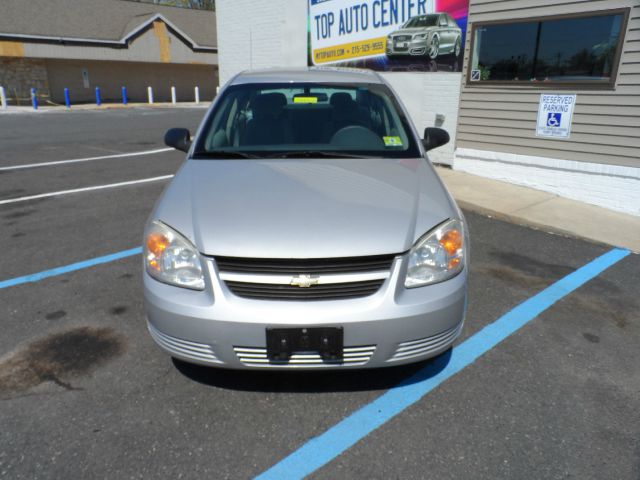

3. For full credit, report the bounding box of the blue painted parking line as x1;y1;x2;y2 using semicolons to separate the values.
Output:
0;247;142;290
256;247;631;480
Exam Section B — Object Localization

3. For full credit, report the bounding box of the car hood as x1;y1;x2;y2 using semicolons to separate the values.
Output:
390;27;435;35
153;158;457;258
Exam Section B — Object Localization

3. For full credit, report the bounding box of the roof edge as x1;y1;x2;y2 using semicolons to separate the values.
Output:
0;14;217;52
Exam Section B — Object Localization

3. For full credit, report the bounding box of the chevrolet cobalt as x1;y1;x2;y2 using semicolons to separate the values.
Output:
144;67;467;369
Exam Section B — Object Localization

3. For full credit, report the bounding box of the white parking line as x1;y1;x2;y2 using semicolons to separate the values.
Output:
0;175;174;205
0;147;174;172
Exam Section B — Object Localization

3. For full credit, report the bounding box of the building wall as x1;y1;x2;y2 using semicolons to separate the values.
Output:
216;0;308;87
382;72;462;164
0;57;50;104
454;0;640;215
45;59;218;103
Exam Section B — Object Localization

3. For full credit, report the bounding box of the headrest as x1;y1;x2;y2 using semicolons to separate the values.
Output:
330;92;356;109
252;93;287;117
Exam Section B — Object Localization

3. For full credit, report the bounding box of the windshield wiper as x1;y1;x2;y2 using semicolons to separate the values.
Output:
265;151;373;159
192;150;260;159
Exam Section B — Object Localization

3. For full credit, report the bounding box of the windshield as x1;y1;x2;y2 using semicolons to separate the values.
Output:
194;82;421;159
403;15;439;28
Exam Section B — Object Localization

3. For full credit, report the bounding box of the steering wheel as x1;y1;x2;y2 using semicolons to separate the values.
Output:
330;126;384;149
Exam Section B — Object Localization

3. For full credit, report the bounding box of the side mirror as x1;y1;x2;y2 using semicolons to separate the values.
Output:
164;128;191;153
422;127;450;152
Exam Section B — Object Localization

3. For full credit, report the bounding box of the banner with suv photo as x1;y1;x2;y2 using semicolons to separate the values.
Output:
308;0;469;72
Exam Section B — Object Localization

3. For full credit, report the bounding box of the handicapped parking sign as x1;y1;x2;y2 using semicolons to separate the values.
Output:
546;112;562;127
536;94;576;139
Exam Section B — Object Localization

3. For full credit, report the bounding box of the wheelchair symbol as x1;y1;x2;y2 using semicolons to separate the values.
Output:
546;112;562;127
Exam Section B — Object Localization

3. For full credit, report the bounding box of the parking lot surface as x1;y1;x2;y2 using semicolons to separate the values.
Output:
1;108;638;479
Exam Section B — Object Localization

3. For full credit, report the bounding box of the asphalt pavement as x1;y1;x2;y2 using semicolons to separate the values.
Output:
0;108;638;479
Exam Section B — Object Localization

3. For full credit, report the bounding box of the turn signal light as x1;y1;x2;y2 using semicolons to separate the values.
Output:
439;229;462;256
146;233;169;271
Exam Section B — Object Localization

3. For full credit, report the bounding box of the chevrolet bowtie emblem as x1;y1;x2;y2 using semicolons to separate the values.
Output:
290;274;319;288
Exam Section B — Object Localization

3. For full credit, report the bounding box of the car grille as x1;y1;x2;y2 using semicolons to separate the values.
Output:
215;254;395;275
215;254;396;301
148;323;221;364
234;345;376;367
394;35;412;41
224;279;384;301
388;323;463;362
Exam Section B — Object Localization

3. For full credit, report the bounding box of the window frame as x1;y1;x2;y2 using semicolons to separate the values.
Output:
465;8;630;89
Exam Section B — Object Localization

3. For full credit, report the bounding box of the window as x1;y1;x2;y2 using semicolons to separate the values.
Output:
196;82;421;159
468;9;628;86
404;15;439;28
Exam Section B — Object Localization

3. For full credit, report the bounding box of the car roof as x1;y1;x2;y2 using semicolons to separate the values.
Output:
229;67;384;86
409;13;440;18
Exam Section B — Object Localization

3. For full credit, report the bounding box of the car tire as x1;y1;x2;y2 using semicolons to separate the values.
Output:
428;36;439;60
454;36;461;57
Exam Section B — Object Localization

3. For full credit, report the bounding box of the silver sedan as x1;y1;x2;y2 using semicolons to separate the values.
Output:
143;67;467;369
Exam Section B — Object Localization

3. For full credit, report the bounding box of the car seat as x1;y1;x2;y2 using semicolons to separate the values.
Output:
241;93;290;146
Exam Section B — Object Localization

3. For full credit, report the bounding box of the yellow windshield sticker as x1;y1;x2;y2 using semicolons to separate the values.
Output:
294;96;318;104
383;136;403;147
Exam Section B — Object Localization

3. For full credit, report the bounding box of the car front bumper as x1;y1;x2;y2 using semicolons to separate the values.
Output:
386;37;431;56
144;255;467;370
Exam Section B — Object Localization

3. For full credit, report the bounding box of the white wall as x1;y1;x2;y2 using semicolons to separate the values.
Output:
381;72;461;164
454;148;640;217
216;0;309;87
216;0;462;164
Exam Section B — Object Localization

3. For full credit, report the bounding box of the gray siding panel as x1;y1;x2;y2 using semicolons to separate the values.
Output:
458;126;640;149
459;117;640;136
460;109;640;127
455;140;636;166
460;101;640;117
458;0;640;168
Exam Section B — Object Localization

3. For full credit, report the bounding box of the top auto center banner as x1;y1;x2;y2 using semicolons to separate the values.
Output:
309;0;469;71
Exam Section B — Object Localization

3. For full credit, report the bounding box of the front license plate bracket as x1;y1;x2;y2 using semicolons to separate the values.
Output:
266;327;343;363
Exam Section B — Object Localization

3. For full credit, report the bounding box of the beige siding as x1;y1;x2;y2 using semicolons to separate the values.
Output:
457;0;640;168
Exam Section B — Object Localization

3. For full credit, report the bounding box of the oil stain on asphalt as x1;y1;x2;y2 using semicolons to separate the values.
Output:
583;333;600;343
109;306;128;316
2;210;35;220
479;250;635;329
45;310;67;321
0;326;125;398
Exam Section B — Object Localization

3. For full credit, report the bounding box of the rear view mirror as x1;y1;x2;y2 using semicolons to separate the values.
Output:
422;127;450;151
165;128;191;153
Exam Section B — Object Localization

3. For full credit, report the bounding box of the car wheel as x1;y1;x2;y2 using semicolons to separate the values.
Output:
454;36;461;57
428;36;439;59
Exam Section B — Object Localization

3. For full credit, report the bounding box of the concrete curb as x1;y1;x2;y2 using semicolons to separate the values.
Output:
437;166;640;254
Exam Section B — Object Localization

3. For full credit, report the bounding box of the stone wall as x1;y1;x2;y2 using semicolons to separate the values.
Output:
0;57;51;105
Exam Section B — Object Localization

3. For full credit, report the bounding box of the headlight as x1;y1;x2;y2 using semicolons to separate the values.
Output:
413;33;429;40
405;219;465;288
144;220;205;290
